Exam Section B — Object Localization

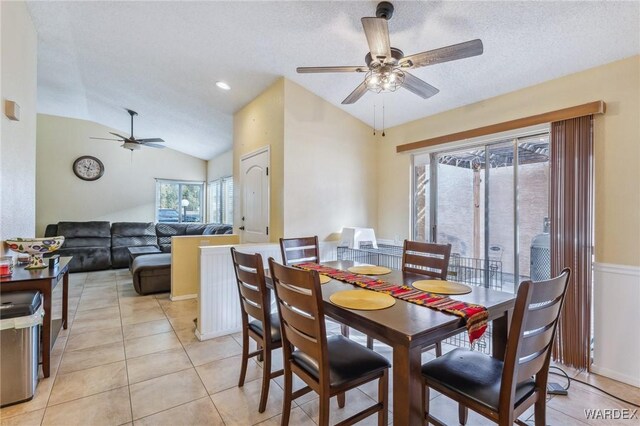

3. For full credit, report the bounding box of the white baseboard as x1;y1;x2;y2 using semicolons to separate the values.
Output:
195;327;241;342
170;293;197;301
593;262;640;389
591;364;640;388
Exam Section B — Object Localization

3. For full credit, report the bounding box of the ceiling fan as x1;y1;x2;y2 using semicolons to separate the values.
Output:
90;109;165;151
296;1;484;104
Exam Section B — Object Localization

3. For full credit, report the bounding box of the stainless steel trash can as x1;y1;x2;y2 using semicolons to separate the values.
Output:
0;291;43;407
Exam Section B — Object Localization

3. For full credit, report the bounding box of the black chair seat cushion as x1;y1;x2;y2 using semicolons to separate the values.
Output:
291;335;390;388
421;348;535;411
248;313;282;343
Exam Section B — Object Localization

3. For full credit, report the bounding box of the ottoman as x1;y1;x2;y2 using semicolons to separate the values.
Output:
128;246;162;271
131;253;171;295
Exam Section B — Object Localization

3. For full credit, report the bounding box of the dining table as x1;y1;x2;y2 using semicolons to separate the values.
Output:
266;260;516;426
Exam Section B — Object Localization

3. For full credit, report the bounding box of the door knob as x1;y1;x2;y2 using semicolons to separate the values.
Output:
239;226;245;230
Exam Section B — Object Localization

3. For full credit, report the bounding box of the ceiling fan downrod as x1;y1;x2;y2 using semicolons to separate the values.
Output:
127;109;138;138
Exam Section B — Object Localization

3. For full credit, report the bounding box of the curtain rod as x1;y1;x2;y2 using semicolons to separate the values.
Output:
396;101;606;153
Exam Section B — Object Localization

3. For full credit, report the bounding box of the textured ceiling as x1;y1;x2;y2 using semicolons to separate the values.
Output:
27;1;640;160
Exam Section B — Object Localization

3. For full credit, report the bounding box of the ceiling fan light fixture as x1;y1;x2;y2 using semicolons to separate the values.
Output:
122;142;141;151
215;81;231;90
365;68;404;94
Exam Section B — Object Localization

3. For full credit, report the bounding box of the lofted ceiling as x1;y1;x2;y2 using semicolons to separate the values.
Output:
27;1;639;160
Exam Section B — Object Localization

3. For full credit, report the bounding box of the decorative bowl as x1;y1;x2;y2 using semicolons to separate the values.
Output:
5;237;65;269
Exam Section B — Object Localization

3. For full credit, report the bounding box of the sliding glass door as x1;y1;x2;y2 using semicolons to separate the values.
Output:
412;131;550;294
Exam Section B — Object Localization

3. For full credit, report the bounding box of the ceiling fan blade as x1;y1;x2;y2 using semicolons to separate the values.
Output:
361;17;392;62
341;81;369;104
400;39;484;69
137;138;165;143
296;66;368;74
401;72;440;99
109;132;130;140
143;143;165;149
90;137;122;141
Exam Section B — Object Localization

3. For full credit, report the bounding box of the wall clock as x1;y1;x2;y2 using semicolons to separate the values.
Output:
72;156;104;181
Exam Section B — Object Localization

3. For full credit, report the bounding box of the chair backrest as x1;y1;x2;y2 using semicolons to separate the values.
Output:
402;240;452;279
279;236;320;265
230;248;271;340
500;268;571;410
268;258;329;384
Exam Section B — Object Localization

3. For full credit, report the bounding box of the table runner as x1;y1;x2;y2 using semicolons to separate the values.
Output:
297;262;489;344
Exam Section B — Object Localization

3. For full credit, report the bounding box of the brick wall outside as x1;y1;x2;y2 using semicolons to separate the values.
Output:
436;162;548;279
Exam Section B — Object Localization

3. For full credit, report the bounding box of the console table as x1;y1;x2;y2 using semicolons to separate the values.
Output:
0;256;71;378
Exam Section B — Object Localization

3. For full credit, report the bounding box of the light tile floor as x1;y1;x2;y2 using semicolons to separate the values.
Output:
1;270;638;425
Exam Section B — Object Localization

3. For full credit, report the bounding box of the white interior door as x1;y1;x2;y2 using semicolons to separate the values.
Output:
240;147;270;243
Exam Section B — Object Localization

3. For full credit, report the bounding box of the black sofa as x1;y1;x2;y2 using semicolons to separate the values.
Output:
45;221;232;273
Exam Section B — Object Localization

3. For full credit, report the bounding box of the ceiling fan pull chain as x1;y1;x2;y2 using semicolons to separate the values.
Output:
382;98;386;137
373;104;376;135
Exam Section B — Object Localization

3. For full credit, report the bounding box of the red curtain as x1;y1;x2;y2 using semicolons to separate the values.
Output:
549;115;593;370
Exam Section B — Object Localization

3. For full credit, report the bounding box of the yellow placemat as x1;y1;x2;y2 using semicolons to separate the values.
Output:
329;289;396;310
319;274;331;284
412;280;472;295
347;265;392;275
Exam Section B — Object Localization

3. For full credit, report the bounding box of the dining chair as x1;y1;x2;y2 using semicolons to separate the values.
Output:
367;240;452;353
268;258;390;426
402;240;452;280
421;268;571;426
230;247;283;413
280;235;321;266
279;236;350;338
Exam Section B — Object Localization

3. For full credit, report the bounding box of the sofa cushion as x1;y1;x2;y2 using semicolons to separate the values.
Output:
57;221;111;238
44;224;58;238
58;247;112;273
185;224;208;235
111;222;159;268
203;224;233;235
155;223;188;252
54;221;112;272
63;237;114;249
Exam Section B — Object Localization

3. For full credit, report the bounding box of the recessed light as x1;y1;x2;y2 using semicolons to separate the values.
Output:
216;81;231;90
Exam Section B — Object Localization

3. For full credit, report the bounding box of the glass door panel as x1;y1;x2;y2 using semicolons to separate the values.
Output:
436;147;485;270
487;140;515;292
517;134;550;284
413;161;430;241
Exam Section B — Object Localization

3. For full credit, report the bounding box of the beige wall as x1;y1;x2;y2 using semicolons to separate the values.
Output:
36;114;207;236
207;149;232;182
233;78;285;242
377;55;640;267
283;80;377;241
171;234;239;299
0;0;38;252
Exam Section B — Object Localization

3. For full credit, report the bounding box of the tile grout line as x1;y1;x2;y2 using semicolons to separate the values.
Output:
116;273;135;425
40;273;87;425
44;273;128;410
160;292;247;425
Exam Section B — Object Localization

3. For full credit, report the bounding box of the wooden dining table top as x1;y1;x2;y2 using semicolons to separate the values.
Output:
266;260;515;348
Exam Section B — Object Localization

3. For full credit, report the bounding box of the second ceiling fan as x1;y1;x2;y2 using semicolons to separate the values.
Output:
297;1;484;104
91;109;165;151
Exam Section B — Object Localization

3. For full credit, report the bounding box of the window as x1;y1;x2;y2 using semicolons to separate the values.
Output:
208;176;233;225
412;129;550;294
156;179;204;223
